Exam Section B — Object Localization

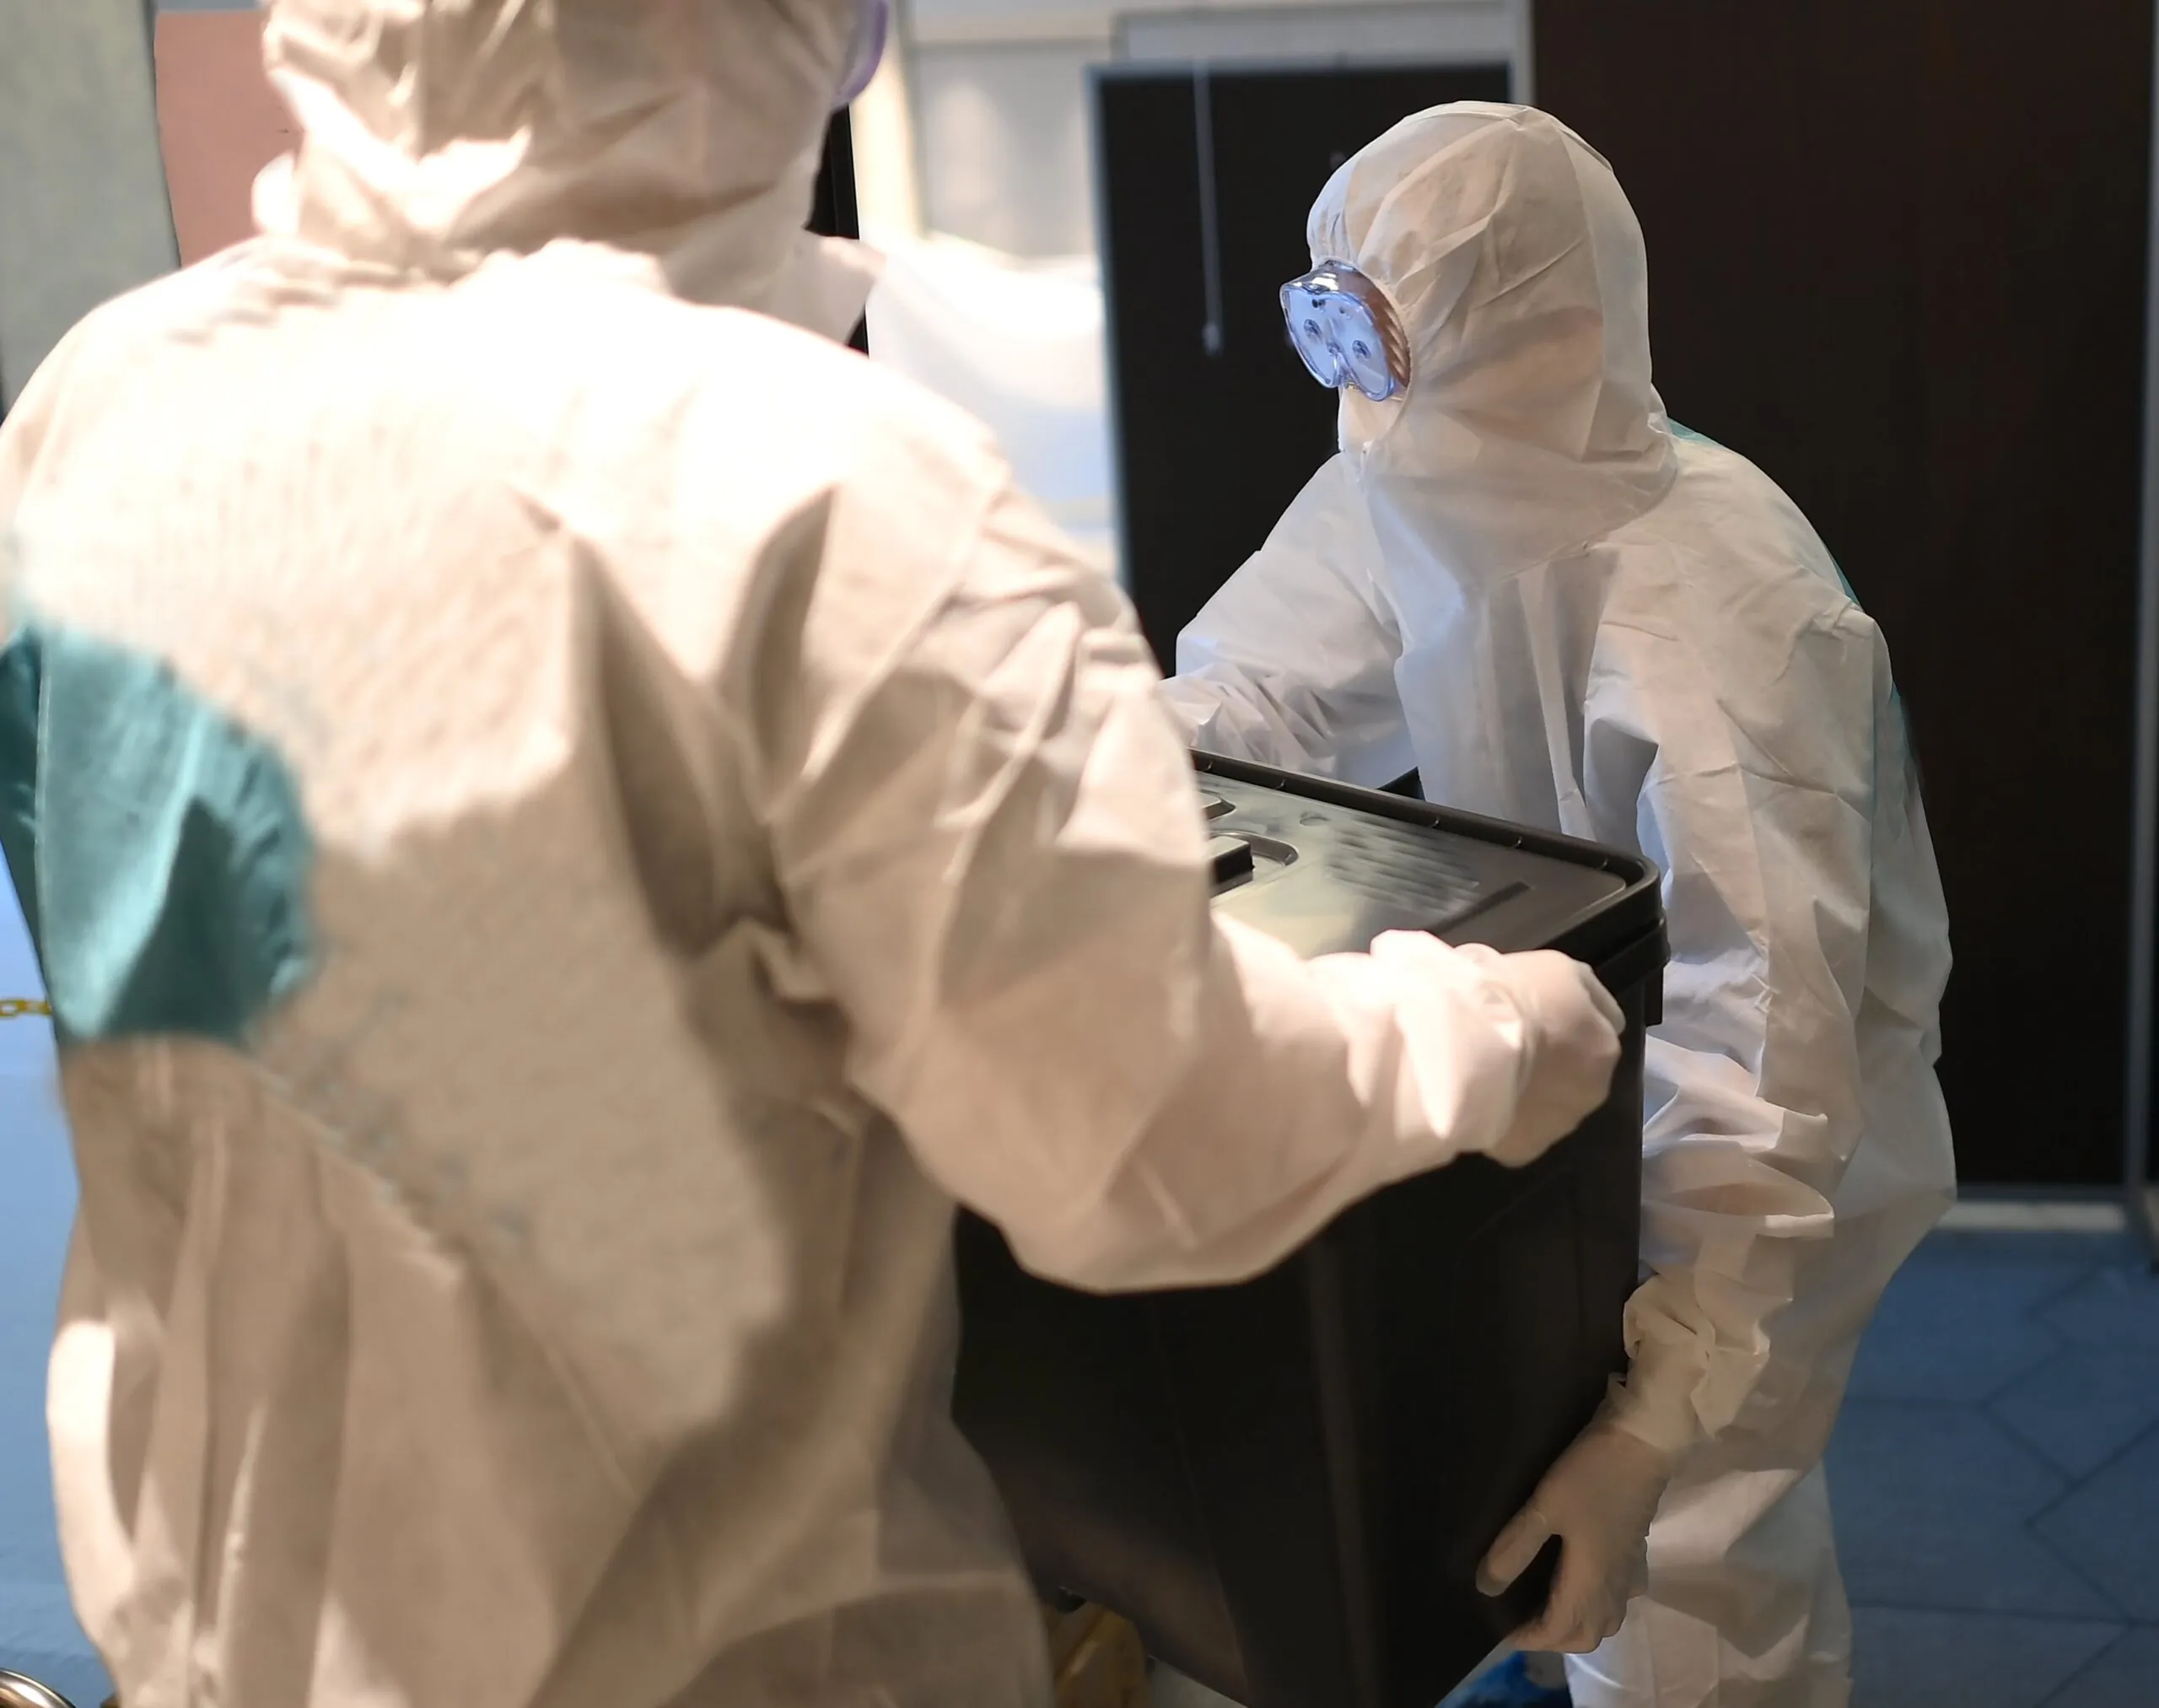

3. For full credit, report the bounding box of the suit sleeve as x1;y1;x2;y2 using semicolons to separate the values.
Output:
1162;455;1418;789
764;469;1574;1291
1583;601;1893;1457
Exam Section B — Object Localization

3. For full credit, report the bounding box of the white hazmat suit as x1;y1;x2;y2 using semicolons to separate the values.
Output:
1165;105;1959;1707
0;19;1626;1708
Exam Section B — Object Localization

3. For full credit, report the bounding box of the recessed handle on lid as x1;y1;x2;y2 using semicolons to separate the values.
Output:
1207;835;1255;884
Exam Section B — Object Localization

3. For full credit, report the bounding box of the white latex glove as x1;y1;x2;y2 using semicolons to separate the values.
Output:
1475;1412;1677;1653
1461;946;1625;1167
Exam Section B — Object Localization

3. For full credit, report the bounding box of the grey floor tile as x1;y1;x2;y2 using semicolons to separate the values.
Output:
2033;1427;2159;1621
1927;1226;2139;1272
1909;1221;2110;1263
1828;1401;2118;1617
1990;1342;2159;1480
2038;1263;2159;1359
0;1647;110;1708
2041;1623;2159;1708
0;1583;91;1661
0;1540;70;1600
1831;1399;2068;1527
1851;1607;2120;1708
1847;1247;2092;1404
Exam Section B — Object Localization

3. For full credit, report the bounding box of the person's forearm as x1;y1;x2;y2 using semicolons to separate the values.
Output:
1158;669;1414;789
1159;670;1330;773
994;919;1609;1292
1610;1101;1855;1457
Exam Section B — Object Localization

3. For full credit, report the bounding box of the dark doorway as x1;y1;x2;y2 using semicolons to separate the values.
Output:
809;109;869;353
1536;3;2156;1186
1092;62;1511;672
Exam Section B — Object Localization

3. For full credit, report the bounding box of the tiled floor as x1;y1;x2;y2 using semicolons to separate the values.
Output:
1173;1199;2159;1708
1828;1199;2159;1708
7;1053;2158;1708
0;900;109;1708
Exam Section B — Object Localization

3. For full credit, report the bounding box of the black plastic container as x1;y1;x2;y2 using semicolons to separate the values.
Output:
952;753;1666;1708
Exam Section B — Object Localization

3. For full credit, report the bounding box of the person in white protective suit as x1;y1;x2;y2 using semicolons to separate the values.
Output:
1163;104;1958;1708
0;16;1632;1708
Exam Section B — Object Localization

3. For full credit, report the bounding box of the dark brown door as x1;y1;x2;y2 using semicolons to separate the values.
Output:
1094;62;1512;670
1536;3;2156;1186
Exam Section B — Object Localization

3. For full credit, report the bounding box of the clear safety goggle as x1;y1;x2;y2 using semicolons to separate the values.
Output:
835;0;891;108
1279;262;1411;403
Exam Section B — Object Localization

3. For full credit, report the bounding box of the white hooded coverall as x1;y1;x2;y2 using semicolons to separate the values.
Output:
0;17;1624;1708
1165;105;1959;1707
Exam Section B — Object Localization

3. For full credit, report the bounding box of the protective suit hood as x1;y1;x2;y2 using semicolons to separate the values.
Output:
254;0;880;337
1312;102;1677;579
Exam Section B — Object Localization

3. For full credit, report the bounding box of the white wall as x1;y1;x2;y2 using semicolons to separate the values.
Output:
913;42;1101;256
870;0;1523;587
0;0;175;409
899;0;1523;259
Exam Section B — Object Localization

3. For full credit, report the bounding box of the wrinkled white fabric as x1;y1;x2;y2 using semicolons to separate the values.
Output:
1164;103;1957;1707
250;0;881;336
1;39;1623;1708
1461;942;1625;1169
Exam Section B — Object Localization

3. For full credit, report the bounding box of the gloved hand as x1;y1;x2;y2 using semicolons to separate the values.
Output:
1476;1410;1677;1654
1459;946;1625;1167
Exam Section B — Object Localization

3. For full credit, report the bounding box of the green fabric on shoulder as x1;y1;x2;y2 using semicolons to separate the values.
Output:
0;622;315;1048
